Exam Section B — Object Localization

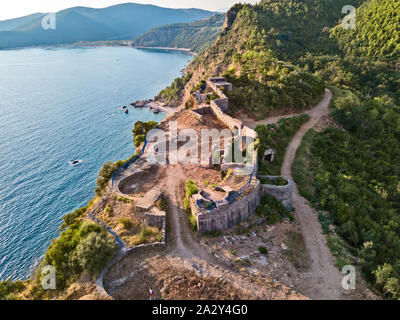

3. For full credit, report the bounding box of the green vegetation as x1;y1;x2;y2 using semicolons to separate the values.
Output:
118;217;133;230
293;95;400;298
256;114;309;175
59;206;87;231
258;246;268;255
256;194;293;224
224;52;324;118
95;161;118;195
155;72;192;106
183;179;199;211
117;196;132;204
0;280;26;300
184;179;199;231
132;120;159;148
133;14;225;53
259;176;288;186
156;196;169;212
331;0;400;63
134;222;162;245
43;221;117;290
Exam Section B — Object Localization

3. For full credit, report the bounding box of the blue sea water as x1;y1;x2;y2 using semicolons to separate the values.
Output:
0;46;191;280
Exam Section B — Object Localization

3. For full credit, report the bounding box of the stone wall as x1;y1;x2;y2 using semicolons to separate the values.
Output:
210;100;243;133
195;181;263;233
260;176;293;211
96;220;166;299
145;211;166;229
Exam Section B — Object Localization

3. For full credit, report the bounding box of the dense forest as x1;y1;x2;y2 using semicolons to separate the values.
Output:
293;94;400;299
133;14;225;53
331;0;400;63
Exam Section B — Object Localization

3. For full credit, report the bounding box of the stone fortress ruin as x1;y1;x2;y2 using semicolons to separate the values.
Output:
109;77;293;234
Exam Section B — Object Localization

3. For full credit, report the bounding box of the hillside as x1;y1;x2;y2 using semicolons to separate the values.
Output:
133;13;225;53
0;3;216;49
331;0;400;63
158;0;399;116
155;0;400;299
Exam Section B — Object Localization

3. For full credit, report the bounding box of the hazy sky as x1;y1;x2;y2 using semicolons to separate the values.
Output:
0;1;259;21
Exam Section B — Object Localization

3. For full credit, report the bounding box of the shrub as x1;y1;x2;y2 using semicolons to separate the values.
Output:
184;179;199;211
117;196;131;204
158;196;168;211
258;246;268;255
256;194;292;223
96;162;118;194
135;223;158;245
70;232;117;276
59;207;87;231
43;221;113;288
188;213;197;231
260;176;288;186
0;280;25;300
132;121;159;148
118;217;133;230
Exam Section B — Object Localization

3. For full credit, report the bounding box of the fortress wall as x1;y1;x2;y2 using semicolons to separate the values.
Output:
188;110;204;124
210;100;242;133
145;212;166;229
260;176;293;211
193;106;212;115
96;220;166;299
195;181;263;233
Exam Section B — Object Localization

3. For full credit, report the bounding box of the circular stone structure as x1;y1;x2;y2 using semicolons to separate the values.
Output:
259;175;293;211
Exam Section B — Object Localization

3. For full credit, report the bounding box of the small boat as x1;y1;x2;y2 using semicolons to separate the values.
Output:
70;160;83;166
152;108;160;114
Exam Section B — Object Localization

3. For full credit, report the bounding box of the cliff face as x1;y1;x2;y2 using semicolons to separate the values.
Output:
222;5;240;31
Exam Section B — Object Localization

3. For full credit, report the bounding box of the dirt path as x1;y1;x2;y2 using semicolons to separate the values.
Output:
162;165;306;299
103;89;370;300
241;92;330;129
279;89;349;299
164;164;218;262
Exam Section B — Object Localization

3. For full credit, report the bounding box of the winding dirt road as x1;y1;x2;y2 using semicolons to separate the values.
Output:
105;89;375;300
165;89;350;299
280;89;351;299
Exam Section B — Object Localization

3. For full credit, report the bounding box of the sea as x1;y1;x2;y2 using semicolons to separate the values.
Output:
0;46;192;280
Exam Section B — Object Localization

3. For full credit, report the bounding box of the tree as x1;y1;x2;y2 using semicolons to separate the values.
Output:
71;232;117;276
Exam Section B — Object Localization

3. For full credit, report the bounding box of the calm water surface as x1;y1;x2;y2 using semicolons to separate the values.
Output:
0;46;191;280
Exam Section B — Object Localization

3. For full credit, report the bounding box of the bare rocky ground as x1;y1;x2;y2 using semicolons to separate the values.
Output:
76;90;377;300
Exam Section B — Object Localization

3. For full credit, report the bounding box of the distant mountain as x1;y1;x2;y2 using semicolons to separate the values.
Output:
133;13;225;53
0;3;216;49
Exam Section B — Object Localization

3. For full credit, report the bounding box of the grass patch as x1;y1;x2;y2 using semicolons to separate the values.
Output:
284;232;308;271
326;236;351;270
132;223;161;246
117;196;132;204
256;194;293;224
259;176;288;186
256;114;310;175
118;217;133;230
292;129;318;202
